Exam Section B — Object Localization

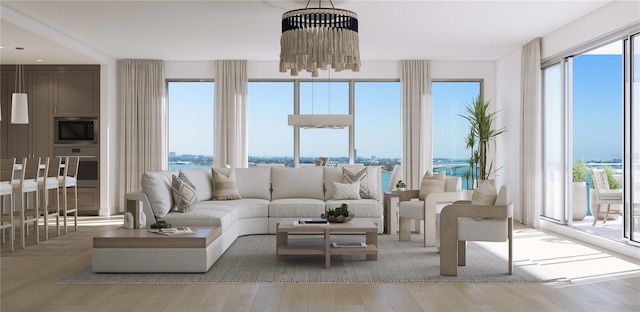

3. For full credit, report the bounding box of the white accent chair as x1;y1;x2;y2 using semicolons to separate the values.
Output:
590;168;622;226
1;158;16;251
398;176;466;247
438;185;513;276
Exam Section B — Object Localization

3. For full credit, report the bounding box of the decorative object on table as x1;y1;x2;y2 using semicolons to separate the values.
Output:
150;221;171;229
123;212;134;229
395;180;406;192
139;210;147;228
460;95;506;189
319;157;329;166
322;203;354;223
315;160;323;166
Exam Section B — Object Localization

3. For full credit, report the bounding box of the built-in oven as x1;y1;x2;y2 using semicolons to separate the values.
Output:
53;146;99;188
54;117;98;144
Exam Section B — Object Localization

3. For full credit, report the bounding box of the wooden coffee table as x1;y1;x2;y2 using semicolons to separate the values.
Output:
276;219;378;268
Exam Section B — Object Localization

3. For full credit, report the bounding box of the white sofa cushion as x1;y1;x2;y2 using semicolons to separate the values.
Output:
268;198;326;217
397;200;424;220
271;167;324;200
207;198;269;219
234;167;271;199
325;199;383;218
141;169;179;219
458;217;508;241
180;168;214;202
444;176;462;192
162;203;234;228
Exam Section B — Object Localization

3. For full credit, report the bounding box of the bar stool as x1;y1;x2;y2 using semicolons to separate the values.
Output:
13;157;41;248
38;157;61;240
1;158;16;252
59;156;79;234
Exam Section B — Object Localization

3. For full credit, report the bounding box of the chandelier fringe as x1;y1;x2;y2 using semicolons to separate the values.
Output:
279;8;360;77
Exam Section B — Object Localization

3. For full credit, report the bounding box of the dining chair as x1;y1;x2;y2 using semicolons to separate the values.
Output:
13;157;41;248
59;156;79;234
1;158;16;252
39;157;61;239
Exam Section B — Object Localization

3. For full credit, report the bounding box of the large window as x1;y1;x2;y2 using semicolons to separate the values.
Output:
167;81;214;170
248;82;294;166
299;81;350;165
354;81;401;190
432;81;481;189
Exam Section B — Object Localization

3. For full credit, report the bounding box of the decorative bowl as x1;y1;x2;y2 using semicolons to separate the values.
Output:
322;214;355;223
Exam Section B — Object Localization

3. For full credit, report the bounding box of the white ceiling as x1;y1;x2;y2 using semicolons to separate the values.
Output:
0;0;614;65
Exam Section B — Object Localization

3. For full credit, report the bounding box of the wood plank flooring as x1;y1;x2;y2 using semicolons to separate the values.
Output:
1;216;639;312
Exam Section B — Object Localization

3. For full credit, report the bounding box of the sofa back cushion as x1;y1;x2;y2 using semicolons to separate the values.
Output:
272;167;324;200
141;169;179;219
223;167;271;199
181;168;214;202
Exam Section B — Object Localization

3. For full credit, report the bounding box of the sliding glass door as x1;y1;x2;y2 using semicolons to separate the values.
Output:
542;63;568;223
626;32;640;245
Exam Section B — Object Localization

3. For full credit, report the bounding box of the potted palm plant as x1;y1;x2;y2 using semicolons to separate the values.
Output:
460;96;506;188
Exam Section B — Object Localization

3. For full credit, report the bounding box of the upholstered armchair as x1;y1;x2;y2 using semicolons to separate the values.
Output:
398;176;466;247
439;184;513;276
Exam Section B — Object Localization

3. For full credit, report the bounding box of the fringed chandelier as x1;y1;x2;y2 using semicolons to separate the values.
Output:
279;0;360;77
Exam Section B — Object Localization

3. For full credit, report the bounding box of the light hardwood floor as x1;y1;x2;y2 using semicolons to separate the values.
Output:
1;216;639;312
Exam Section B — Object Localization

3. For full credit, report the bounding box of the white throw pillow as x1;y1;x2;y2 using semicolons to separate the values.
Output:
212;169;242;200
342;167;371;199
332;181;361;200
418;171;446;200
472;180;497;205
171;171;197;212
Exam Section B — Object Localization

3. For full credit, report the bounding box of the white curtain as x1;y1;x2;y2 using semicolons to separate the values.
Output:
520;38;542;228
214;60;248;168
401;60;432;189
118;59;165;194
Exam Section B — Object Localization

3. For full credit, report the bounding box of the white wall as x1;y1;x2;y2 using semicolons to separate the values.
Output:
542;0;640;59
495;50;522;222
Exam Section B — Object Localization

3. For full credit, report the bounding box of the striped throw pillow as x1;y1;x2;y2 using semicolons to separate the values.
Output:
342;167;371;199
213;169;242;200
332;181;361;200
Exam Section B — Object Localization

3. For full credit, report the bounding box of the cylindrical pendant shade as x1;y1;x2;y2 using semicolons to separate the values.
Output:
11;93;29;124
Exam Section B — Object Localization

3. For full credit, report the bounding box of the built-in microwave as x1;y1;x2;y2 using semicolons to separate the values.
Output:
54;118;98;144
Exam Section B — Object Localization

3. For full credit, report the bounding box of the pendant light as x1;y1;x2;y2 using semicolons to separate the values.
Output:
11;47;29;124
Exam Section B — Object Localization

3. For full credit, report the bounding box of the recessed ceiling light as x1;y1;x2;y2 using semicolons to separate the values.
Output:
36;59;43;62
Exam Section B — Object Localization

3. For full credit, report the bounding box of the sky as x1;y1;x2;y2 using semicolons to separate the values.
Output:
168;53;623;163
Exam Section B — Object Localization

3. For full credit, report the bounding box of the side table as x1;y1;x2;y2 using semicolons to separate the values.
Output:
383;191;403;234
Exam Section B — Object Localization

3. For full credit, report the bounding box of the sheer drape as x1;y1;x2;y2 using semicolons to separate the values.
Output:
520;38;542;227
118;59;165;195
401;60;432;189
214;60;248;168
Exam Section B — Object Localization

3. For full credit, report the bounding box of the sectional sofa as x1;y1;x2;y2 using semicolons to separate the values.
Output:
123;165;384;270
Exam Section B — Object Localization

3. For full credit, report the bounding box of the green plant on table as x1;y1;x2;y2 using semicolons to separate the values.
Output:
395;180;406;189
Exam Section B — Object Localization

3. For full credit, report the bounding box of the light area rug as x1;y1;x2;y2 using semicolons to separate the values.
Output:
59;234;568;284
